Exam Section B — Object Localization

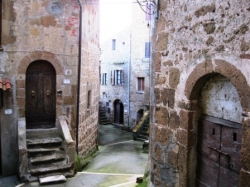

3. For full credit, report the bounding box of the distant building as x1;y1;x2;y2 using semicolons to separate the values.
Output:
99;2;151;128
0;0;100;181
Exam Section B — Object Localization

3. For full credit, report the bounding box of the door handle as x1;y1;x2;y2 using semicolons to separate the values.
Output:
46;90;50;96
31;90;35;97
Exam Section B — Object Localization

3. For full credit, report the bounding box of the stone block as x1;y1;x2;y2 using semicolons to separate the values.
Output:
158;0;168;11
155;106;169;126
239;169;250;187
153;125;172;146
169;111;180;130
161;88;175;108
156;32;168;51
153;144;164;163
179;110;194;130
169;67;180;89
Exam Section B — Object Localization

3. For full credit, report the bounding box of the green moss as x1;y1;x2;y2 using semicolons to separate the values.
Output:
136;176;149;187
76;148;99;172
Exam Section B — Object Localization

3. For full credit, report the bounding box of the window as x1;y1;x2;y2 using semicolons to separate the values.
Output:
87;90;91;109
101;73;107;85
112;39;116;50
111;70;123;85
145;42;151;58
137;77;144;91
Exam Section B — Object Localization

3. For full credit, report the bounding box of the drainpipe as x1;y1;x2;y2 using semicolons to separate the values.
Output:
76;0;83;154
128;29;132;128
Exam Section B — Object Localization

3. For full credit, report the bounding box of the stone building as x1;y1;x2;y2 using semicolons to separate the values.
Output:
99;2;151;128
0;0;99;182
150;0;250;186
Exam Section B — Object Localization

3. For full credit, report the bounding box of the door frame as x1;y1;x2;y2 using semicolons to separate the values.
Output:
113;99;124;124
182;60;250;186
25;60;56;128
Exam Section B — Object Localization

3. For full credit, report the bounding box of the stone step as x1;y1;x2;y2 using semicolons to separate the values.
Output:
27;137;63;146
26;128;59;139
30;153;65;164
28;147;62;154
39;175;66;184
30;163;72;176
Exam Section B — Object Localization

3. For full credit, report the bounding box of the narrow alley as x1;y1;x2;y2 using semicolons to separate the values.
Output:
13;124;148;187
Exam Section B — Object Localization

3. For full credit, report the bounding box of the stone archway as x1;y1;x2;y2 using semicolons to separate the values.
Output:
16;51;63;118
183;60;250;186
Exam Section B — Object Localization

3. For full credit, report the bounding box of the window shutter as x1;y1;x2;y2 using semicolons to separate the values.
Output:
121;70;123;85
113;70;116;85
100;73;103;85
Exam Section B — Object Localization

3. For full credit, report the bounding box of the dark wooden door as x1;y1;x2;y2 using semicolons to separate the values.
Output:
196;116;242;187
26;60;56;129
114;100;124;124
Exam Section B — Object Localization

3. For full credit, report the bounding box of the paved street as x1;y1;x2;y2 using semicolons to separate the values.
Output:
8;124;148;187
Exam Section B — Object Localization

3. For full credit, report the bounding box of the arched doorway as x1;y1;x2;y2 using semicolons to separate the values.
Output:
114;99;124;124
25;60;56;129
136;109;144;123
196;74;242;186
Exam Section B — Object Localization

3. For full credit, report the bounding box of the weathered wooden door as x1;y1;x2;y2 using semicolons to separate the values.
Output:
26;60;56;129
196;116;242;187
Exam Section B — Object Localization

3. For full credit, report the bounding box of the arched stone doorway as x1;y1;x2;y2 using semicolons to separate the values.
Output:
25;60;56;129
183;60;250;186
196;74;242;186
113;99;124;124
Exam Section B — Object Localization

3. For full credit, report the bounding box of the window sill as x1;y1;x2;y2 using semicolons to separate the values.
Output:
136;91;144;94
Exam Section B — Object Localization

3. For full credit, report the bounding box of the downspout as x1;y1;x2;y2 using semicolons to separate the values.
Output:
128;29;131;127
76;0;83;154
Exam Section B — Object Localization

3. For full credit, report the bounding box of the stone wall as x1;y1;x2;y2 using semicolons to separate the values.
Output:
130;3;151;126
77;0;100;156
150;0;250;186
0;0;100;174
100;28;131;125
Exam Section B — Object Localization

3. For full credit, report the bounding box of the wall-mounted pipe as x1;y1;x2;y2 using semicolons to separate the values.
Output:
76;0;83;154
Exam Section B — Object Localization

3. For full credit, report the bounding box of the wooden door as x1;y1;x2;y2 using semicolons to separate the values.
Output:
196;116;242;187
114;100;124;124
26;60;56;129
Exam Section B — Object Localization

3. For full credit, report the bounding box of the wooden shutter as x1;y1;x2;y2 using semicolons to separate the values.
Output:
121;70;123;85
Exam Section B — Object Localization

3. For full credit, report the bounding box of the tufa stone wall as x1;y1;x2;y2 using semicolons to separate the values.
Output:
0;0;100;174
151;0;250;186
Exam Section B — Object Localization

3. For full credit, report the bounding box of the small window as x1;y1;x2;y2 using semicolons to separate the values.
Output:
137;77;144;91
111;70;123;85
101;73;107;85
145;42;151;58
112;39;116;50
87;90;91;109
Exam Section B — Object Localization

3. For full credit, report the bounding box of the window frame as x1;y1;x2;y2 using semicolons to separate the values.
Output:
137;77;145;92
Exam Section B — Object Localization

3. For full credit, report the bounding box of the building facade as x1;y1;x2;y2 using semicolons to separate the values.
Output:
0;0;99;179
99;2;151;128
150;0;250;186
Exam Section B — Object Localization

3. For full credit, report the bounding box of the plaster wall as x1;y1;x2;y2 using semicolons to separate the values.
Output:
150;0;250;186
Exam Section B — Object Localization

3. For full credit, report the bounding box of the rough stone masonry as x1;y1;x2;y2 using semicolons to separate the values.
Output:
150;0;250;186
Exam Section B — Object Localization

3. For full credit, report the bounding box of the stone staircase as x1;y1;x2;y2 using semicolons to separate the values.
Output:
132;111;150;142
99;106;111;125
26;128;74;182
18;117;76;184
132;111;150;150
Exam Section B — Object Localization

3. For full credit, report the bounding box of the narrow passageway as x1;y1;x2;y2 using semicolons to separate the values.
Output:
18;124;148;187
